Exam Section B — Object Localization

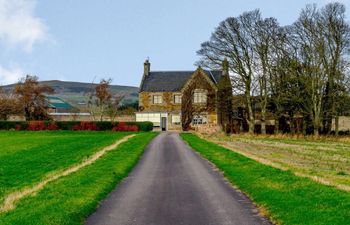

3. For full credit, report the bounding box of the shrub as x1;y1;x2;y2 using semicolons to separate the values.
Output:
15;124;22;131
28;121;46;131
112;122;139;132
72;124;81;131
47;122;58;131
126;121;153;131
95;121;114;131
81;121;98;131
55;121;80;130
0;121;153;132
73;121;99;131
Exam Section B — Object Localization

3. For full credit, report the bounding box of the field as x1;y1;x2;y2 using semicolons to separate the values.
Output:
203;134;350;191
0;131;157;224
181;133;350;225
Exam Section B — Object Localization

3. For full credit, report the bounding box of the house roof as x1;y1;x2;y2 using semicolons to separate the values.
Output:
140;70;222;92
47;96;73;109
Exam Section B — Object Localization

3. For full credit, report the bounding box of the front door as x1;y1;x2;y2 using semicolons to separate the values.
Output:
161;117;167;131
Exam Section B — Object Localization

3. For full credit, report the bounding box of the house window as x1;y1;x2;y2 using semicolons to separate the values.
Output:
172;114;181;125
174;95;182;104
192;115;208;125
153;95;163;104
193;89;207;104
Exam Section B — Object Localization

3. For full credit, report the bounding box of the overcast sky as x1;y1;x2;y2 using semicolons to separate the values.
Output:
0;0;349;86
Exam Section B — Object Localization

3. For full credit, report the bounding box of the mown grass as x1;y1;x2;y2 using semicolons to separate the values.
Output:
181;133;350;225
0;131;130;203
0;132;158;225
203;133;350;190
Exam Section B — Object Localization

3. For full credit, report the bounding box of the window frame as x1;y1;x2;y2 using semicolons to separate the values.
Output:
193;89;207;104
173;94;182;104
152;95;163;104
192;114;208;125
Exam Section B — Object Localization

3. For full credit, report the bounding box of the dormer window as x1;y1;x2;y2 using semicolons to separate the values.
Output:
153;95;163;104
193;89;207;104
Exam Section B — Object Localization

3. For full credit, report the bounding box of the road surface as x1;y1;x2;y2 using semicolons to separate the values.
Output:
85;132;272;225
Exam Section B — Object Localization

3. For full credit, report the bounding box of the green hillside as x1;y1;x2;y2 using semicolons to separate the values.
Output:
1;80;139;108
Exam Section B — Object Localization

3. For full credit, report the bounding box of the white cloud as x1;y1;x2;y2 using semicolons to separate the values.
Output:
0;65;23;85
0;0;48;52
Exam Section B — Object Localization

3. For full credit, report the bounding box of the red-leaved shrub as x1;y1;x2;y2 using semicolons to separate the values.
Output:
72;124;81;130
15;124;22;131
47;122;58;131
73;121;98;131
112;122;139;132
28;121;46;131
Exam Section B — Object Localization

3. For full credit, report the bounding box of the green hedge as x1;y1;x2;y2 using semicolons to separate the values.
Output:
0;121;153;132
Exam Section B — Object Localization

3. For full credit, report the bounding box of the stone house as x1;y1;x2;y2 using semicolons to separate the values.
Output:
136;59;228;131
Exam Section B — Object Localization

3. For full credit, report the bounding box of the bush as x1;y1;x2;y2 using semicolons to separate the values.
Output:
0;121;153;132
73;121;99;131
126;121;153;132
0;121;27;130
95;121;114;131
28;121;46;131
112;122;139;132
55;121;81;130
47;122;58;131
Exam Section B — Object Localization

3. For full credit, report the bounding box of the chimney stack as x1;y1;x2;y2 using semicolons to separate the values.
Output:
222;58;229;76
144;59;150;76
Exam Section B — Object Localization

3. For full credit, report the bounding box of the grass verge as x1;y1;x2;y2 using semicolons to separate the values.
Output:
0;132;158;225
181;133;350;225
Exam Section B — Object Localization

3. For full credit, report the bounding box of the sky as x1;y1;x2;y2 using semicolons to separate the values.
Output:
0;0;349;87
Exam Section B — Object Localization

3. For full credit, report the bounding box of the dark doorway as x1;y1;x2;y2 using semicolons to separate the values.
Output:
161;117;167;131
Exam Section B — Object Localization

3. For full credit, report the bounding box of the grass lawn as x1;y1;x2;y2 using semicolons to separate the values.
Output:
0;131;130;203
204;134;350;191
181;133;350;225
0;132;157;225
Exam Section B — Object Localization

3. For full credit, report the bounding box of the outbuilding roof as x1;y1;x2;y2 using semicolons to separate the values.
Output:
140;70;222;92
47;96;73;110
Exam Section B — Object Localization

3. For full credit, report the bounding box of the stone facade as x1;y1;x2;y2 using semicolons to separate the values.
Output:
139;92;182;113
136;60;224;131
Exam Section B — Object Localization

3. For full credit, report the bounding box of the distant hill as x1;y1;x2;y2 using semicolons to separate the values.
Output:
1;80;139;108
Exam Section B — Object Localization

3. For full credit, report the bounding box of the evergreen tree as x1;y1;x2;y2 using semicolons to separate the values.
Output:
217;59;234;133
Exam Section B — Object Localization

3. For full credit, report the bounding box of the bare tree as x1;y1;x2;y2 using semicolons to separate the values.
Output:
289;3;350;135
87;78;112;121
198;3;350;135
250;16;280;134
0;89;22;120
318;3;350;134
106;94;125;122
197;11;259;133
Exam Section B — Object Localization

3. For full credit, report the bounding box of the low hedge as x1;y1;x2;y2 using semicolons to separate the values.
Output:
0;121;153;132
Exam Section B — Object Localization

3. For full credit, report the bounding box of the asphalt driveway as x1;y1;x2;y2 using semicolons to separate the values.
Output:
85;132;272;225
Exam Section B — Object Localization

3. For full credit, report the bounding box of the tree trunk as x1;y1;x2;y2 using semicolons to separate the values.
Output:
314;114;320;136
290;118;295;135
302;117;307;136
314;126;319;136
261;108;266;135
274;116;279;134
335;115;339;136
245;92;255;134
261;121;266;135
